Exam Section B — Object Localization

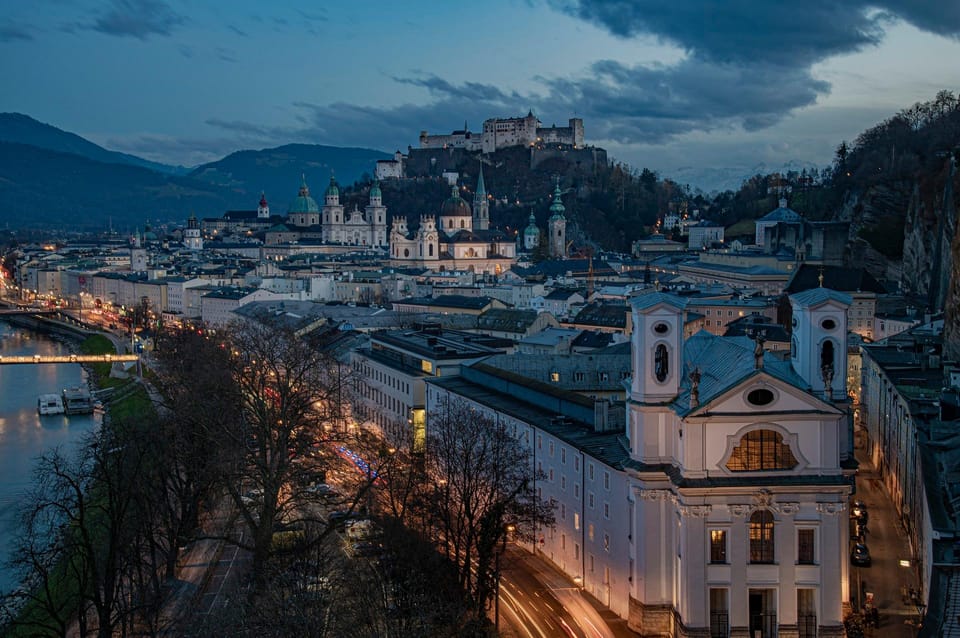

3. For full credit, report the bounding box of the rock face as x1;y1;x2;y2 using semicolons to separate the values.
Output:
941;159;960;361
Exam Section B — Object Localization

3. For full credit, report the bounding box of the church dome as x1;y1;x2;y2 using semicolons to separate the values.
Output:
325;176;340;199
440;185;472;218
288;176;319;214
370;180;381;199
524;212;539;237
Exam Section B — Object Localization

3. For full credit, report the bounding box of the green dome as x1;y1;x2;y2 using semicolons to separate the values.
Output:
325;175;340;198
549;183;565;219
288;176;319;214
524;211;539;236
441;185;471;217
370;180;381;199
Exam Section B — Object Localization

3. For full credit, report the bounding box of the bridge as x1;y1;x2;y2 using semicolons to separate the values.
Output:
0;308;59;316
0;354;140;365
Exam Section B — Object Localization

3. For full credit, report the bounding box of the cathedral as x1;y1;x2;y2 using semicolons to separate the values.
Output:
389;165;517;274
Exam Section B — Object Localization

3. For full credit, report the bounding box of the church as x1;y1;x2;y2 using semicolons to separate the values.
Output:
426;287;857;637
388;165;517;274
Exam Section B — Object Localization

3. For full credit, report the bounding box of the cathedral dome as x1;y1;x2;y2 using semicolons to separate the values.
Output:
288;176;319;214
370;180;382;199
548;183;565;220
440;185;472;218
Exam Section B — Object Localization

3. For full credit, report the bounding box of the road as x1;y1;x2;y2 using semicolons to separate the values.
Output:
498;545;637;638
853;448;925;637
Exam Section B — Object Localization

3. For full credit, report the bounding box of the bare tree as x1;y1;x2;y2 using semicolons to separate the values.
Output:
418;398;553;618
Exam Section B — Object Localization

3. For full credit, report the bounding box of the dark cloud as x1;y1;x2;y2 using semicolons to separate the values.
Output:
0;21;33;42
553;1;960;66
226;24;248;38
90;0;185;39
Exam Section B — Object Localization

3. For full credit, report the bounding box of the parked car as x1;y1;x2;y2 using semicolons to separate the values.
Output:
851;543;871;566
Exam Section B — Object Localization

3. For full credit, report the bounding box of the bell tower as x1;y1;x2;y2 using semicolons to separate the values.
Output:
789;287;851;400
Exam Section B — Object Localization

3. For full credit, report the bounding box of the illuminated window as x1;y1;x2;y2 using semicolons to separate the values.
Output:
749;510;775;564
726;429;798;471
710;529;727;563
550;370;560;382
420;360;433;374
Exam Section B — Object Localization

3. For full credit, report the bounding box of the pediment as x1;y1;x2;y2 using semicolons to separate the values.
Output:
686;370;841;418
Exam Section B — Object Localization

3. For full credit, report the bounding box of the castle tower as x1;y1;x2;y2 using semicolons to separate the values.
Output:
547;180;567;258
789;287;851;401
523;210;540;251
473;161;489;231
365;180;388;247
184;213;203;251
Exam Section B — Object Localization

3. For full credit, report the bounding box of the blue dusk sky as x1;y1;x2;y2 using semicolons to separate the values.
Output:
1;0;959;188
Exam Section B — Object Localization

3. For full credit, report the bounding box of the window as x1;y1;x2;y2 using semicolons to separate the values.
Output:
603;533;610;551
604;502;609;519
588;523;594;541
575;372;585;382
589;463;594;481
561;448;566;464
599;372;609;382
710;529;727;563
749;510;775;563
654;344;669;382
560;503;565;520
798;528;815;564
726;429;798;471
549;442;554;456
603;471;610;490
574;484;580;498
550;370;560;382
561;476;566;491
588;493;595;508
549;469;554;482
574;513;579;530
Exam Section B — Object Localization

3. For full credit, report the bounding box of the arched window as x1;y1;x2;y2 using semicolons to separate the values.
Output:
749;510;775;563
726;429;798;471
428;244;434;257
460;219;465;228
821;340;834;374
654;344;669;382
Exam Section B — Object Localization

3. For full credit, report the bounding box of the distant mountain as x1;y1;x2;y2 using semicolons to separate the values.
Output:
667;160;823;194
0;113;187;175
189;144;391;206
0;142;248;229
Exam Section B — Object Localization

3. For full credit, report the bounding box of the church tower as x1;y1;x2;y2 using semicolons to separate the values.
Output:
789;287;851;401
322;176;344;243
257;192;270;219
365;180;388;247
184;214;203;251
547;181;567;258
473;161;490;231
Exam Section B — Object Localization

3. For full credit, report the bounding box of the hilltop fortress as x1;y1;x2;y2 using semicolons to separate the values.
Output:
419;111;584;153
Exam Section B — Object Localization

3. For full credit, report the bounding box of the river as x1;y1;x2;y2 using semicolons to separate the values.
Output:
0;320;101;593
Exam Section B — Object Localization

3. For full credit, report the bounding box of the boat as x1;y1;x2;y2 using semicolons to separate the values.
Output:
37;394;65;416
61;387;94;415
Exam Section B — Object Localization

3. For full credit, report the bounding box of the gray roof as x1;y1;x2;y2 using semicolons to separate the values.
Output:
758;204;802;223
790;288;853;308
671;330;815;417
630;291;690;312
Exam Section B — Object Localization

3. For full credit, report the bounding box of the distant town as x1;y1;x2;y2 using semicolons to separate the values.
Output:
0;110;956;638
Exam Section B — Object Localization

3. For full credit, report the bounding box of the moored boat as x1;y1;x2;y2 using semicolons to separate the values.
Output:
37;394;65;415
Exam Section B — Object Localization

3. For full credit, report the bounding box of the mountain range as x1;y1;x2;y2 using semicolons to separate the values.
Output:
0;113;389;230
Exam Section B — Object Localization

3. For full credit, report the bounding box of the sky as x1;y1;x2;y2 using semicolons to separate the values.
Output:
1;0;959;190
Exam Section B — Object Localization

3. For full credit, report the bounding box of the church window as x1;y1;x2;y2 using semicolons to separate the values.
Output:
749;510;775;563
448;220;453;229
654;344;669;382
558;229;562;237
746;388;775;406
460;220;465;228
403;248;410;258
429;244;434;257
820;340;835;376
726;429;798;471
821;318;836;330
653;322;669;334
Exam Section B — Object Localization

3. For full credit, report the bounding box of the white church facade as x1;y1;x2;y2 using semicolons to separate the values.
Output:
426;288;856;637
